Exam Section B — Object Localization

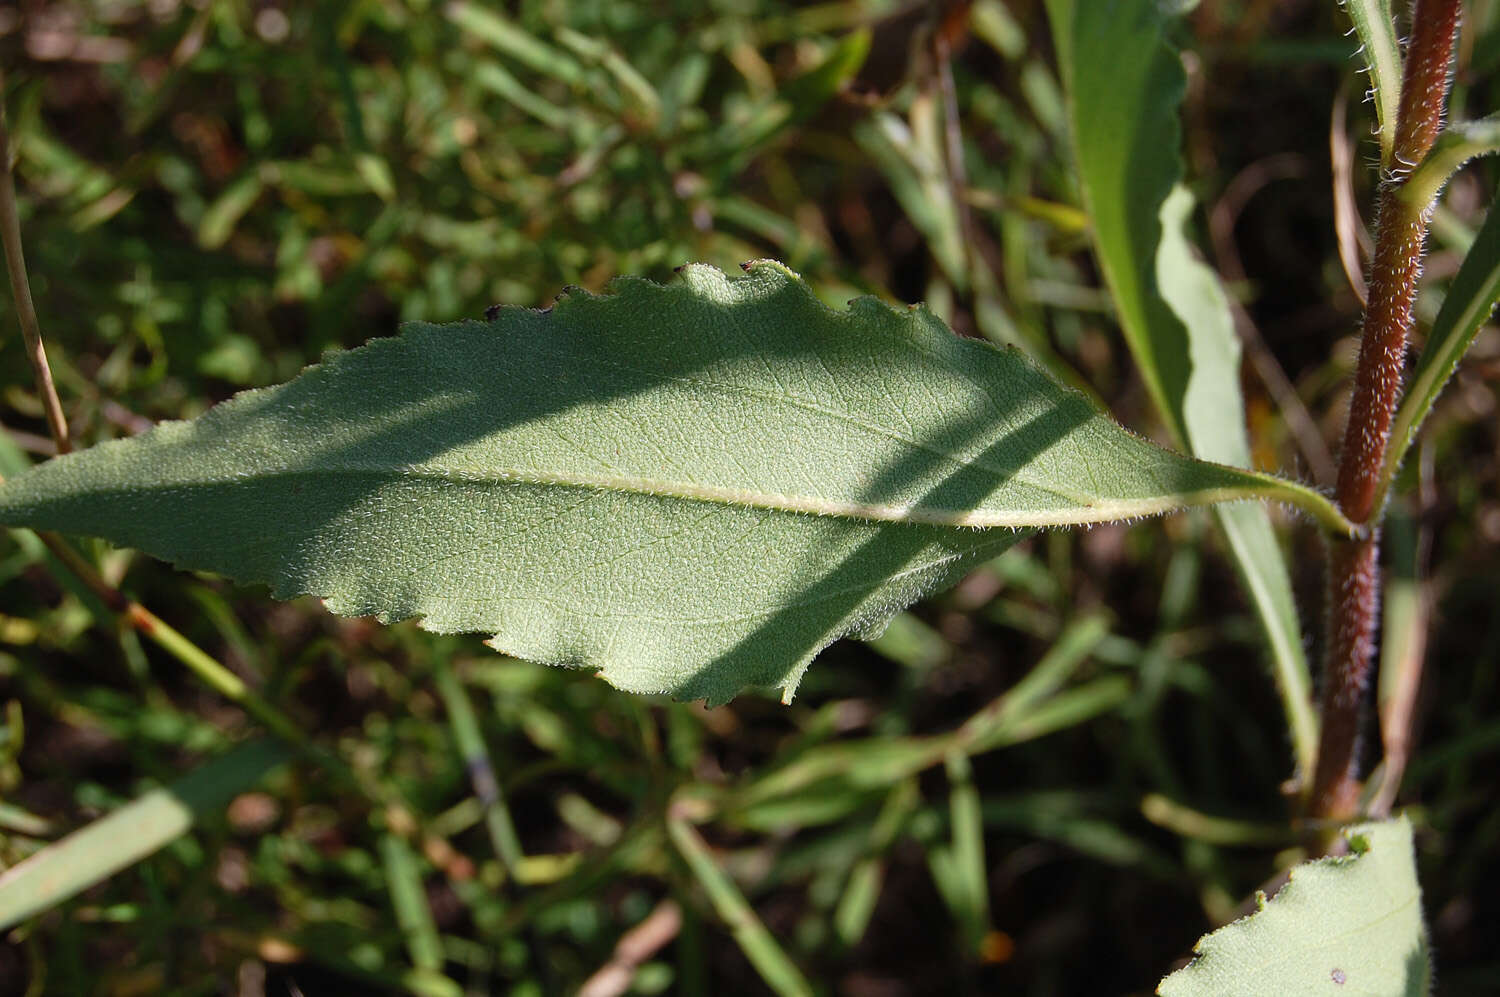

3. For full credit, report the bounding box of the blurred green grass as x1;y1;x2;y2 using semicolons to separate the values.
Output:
0;1;1498;994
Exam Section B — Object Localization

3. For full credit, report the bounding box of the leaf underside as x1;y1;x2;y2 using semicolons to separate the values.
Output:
0;263;1304;703
1157;817;1429;997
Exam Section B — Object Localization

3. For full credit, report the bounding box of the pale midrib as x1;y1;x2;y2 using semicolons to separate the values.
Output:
546;347;1100;503
504;332;1157;510
149;463;1284;529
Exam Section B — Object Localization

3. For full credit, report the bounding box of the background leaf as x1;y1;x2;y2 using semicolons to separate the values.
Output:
1046;0;1319;774
0;739;292;932
0;263;1334;704
1157;816;1429;996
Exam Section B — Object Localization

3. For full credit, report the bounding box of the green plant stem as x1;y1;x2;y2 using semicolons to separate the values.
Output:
0;68;70;455
1311;0;1462;820
1140;793;1299;847
33;531;303;742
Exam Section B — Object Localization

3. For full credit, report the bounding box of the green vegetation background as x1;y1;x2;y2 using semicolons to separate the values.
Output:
0;1;1497;993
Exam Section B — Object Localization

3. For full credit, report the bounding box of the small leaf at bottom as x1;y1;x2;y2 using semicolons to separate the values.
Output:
1158;816;1428;997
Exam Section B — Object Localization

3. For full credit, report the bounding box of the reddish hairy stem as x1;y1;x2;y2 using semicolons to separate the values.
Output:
1312;535;1382;818
1392;0;1464;173
1333;189;1429;525
1311;0;1461;820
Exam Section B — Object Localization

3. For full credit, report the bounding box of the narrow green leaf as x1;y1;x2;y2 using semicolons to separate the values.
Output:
1213;503;1318;775
0;263;1343;705
1400;115;1500;211
958;612;1107;753
433;661;525;873
854;110;967;294
1381;198;1500;509
1047;0;1320;775
1372;502;1425;815
833;780;916;946
668;814;813;997
1338;0;1403;168
554;27;662;125
942;750;990;954
379;832;446;973
1046;0;1192;428
980;675;1132;745
1140;795;1299;847
473;62;576;131
0;739;292;931
354;153;397;202
197;172;264;250
1157;816;1429;996
0;802;54;838
713;31;870;173
446;2;585;86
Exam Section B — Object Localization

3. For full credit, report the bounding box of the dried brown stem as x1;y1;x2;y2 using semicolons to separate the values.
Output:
578;900;683;997
1311;0;1462;820
0;69;71;455
1330;90;1371;307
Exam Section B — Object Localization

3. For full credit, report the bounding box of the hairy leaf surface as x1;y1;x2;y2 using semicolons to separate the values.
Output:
1158;817;1428;996
0;263;1336;702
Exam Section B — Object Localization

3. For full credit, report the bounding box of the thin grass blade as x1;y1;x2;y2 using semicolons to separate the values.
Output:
379;832;447;973
433;661;525;873
667;813;813;997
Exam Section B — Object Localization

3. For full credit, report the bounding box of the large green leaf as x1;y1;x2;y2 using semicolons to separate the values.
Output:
1158;817;1429;996
0;263;1342;704
1047;0;1319;774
